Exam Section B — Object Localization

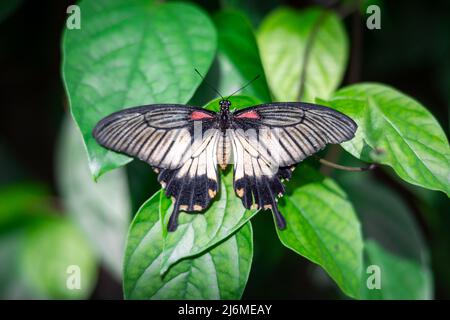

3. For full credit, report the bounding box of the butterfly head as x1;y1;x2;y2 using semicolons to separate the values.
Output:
219;99;231;112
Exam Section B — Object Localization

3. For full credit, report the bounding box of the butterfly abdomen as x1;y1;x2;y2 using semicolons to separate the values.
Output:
217;131;232;170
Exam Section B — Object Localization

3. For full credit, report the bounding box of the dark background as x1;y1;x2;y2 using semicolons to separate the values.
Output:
0;0;448;299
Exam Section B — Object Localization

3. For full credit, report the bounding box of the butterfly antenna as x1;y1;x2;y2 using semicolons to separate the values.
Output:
194;68;224;100
226;74;261;99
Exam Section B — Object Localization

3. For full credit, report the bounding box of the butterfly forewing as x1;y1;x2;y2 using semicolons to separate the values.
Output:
93;105;217;169
232;102;357;166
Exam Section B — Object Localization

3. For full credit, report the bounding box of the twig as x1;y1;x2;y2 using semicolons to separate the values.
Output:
316;156;376;172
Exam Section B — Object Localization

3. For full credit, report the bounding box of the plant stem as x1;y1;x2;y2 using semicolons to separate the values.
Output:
316;156;376;172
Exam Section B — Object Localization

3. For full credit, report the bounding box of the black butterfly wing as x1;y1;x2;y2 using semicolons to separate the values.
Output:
93;104;221;231
230;102;357;229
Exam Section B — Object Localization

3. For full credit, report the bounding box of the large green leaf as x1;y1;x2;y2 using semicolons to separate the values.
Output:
62;0;217;179
362;240;433;299
328;83;450;196
257;7;348;102
213;10;271;102
123;191;253;299
56;115;130;278
276;166;363;298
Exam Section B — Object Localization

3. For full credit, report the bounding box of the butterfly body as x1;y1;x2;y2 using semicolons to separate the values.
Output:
218;99;232;132
93;99;357;232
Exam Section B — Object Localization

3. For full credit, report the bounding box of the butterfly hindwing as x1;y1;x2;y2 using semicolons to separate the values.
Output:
230;102;357;228
157;129;221;231
229;128;291;228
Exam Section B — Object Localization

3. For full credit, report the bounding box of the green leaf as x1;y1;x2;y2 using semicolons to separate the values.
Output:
123;191;253;299
20;217;97;299
0;183;49;231
213;10;271;102
257;7;348;102
362;240;433;299
159;170;257;275
56;115;130;279
0;231;28;298
62;0;217;179
276;165;363;298
335;168;433;299
329;83;450;196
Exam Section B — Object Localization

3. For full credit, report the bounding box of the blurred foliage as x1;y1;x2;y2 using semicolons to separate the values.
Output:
0;0;22;23
0;184;97;299
0;0;448;300
56;116;130;279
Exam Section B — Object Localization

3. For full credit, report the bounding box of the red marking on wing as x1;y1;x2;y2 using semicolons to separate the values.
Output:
190;111;214;120
235;110;260;119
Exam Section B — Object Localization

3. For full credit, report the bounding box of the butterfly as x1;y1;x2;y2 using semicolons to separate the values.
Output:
93;99;357;232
